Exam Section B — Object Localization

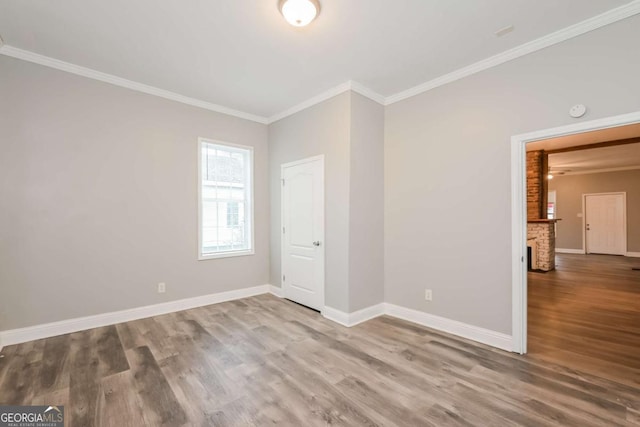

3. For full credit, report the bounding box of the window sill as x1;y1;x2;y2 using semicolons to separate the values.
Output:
198;250;255;261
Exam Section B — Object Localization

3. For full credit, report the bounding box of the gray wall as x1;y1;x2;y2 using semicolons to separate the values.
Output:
384;15;640;334
550;170;640;252
3;14;639;335
349;93;385;312
0;56;270;331
269;91;385;313
269;92;352;312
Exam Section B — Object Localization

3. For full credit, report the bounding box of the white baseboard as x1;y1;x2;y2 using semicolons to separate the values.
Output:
0;286;513;354
322;303;386;327
384;303;513;352
269;285;284;298
349;303;386;326
556;248;586;254
321;302;512;352
0;284;272;348
321;306;351;327
556;248;640;258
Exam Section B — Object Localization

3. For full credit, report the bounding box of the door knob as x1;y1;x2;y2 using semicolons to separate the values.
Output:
313;241;321;246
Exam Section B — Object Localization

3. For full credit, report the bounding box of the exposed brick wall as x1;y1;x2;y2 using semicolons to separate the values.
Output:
527;151;543;221
527;222;556;271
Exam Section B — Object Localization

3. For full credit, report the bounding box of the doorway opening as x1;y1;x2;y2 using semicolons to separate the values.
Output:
514;115;640;384
511;112;640;368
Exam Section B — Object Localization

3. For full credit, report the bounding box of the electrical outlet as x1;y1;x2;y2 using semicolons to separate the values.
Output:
158;282;166;294
425;289;433;301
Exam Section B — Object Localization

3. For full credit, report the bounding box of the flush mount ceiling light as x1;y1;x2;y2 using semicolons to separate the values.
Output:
279;0;320;27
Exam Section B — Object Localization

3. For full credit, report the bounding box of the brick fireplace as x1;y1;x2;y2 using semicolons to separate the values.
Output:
527;219;557;271
526;150;558;272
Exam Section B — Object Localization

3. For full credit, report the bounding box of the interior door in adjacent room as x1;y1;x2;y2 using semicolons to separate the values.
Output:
584;193;626;255
281;156;325;311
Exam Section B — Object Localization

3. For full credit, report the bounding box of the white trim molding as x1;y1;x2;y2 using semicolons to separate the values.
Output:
511;110;640;355
556;248;586;255
0;45;269;124
268;81;352;124
386;1;640;105
321;306;351;327
0;288;514;354
269;285;285;298
384;304;513;352
626;252;640;258
322;304;386;328
0;285;272;348
350;81;386;105
268;80;385;124
268;1;640;118
197;138;255;261
321;303;512;352
2;1;638;126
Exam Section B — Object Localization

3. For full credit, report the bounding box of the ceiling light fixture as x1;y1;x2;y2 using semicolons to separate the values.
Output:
547;173;554;180
279;0;320;27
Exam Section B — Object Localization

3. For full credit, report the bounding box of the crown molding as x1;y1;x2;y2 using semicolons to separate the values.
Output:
268;1;640;119
267;80;385;124
385;0;640;105
267;81;351;124
349;80;387;105
1;1;637;123
0;44;269;124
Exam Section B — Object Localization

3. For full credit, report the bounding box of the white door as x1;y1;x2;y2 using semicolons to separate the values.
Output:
281;156;324;311
585;193;626;255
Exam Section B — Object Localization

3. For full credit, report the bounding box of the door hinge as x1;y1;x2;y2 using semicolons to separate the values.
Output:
282;179;285;186
521;256;524;262
283;275;285;282
283;227;285;234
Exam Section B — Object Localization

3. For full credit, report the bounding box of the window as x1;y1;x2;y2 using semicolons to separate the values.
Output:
198;139;253;259
227;202;239;227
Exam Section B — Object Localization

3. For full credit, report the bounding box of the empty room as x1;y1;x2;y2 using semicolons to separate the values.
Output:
1;1;639;426
525;124;640;382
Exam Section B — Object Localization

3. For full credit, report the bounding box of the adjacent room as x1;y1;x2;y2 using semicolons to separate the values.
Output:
1;1;639;426
525;124;640;384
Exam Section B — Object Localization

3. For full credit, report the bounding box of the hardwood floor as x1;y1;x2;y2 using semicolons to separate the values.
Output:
0;290;638;426
528;253;640;386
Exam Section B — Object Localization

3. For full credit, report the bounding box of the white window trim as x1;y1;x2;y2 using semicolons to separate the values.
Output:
197;137;255;260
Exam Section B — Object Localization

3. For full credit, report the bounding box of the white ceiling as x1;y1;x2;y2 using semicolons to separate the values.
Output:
550;143;640;174
0;0;633;118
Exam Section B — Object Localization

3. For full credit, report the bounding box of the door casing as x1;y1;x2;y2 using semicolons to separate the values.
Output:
510;110;640;354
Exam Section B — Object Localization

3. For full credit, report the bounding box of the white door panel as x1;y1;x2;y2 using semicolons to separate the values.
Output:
585;193;626;255
282;157;324;311
290;254;315;292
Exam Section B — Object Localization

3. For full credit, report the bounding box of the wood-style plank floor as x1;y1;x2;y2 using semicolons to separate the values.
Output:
528;253;640;387
0;290;638;426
